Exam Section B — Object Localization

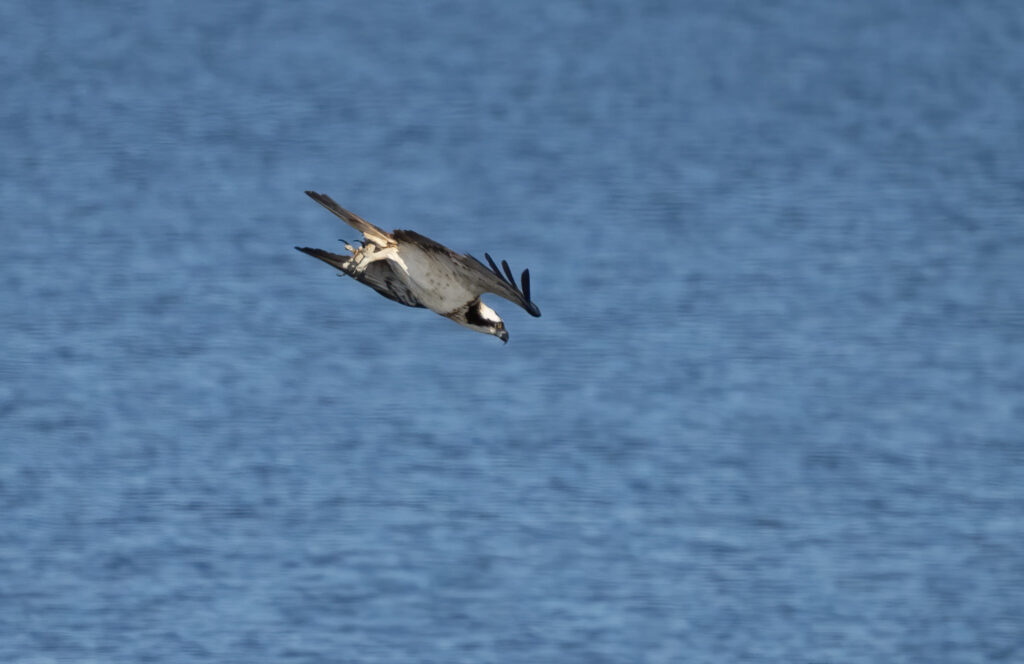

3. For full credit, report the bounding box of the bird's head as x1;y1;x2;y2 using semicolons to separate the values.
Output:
459;299;509;343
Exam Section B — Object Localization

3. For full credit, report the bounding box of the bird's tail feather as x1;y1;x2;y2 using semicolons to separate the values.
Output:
304;191;393;247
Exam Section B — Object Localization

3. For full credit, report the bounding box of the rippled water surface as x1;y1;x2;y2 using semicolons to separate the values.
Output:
2;2;1023;662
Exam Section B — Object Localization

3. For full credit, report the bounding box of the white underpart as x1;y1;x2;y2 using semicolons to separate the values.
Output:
476;301;501;324
347;238;483;315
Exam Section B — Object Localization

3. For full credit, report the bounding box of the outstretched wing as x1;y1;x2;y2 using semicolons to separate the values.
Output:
460;253;541;317
305;191;394;248
295;246;424;308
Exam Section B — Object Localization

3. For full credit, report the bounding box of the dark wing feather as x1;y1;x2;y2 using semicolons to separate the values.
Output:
295;247;424;308
462;253;541;317
305;191;394;246
392;229;457;256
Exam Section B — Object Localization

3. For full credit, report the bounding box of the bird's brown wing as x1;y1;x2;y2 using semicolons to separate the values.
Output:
295;246;424;308
305;191;394;248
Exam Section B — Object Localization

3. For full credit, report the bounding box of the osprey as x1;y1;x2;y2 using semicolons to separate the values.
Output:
296;191;541;342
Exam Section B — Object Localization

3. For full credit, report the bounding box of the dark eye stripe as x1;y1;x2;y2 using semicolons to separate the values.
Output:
465;303;489;327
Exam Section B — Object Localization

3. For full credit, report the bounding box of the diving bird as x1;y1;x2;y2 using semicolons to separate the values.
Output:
296;191;540;342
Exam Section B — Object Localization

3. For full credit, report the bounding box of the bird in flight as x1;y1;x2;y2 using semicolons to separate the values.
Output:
296;191;540;342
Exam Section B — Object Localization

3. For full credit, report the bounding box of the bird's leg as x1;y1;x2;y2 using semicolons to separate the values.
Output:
340;237;377;270
348;243;401;273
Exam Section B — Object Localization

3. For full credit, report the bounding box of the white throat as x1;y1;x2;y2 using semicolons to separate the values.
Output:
476;301;501;324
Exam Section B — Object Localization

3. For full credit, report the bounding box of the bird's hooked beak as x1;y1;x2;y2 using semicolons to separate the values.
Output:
496;326;509;344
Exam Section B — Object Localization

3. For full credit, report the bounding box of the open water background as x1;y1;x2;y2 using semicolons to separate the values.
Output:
2;1;1023;662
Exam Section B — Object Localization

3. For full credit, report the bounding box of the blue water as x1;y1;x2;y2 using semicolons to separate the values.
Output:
2;1;1023;662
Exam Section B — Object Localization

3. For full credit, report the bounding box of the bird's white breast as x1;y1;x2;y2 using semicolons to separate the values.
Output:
390;244;476;314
